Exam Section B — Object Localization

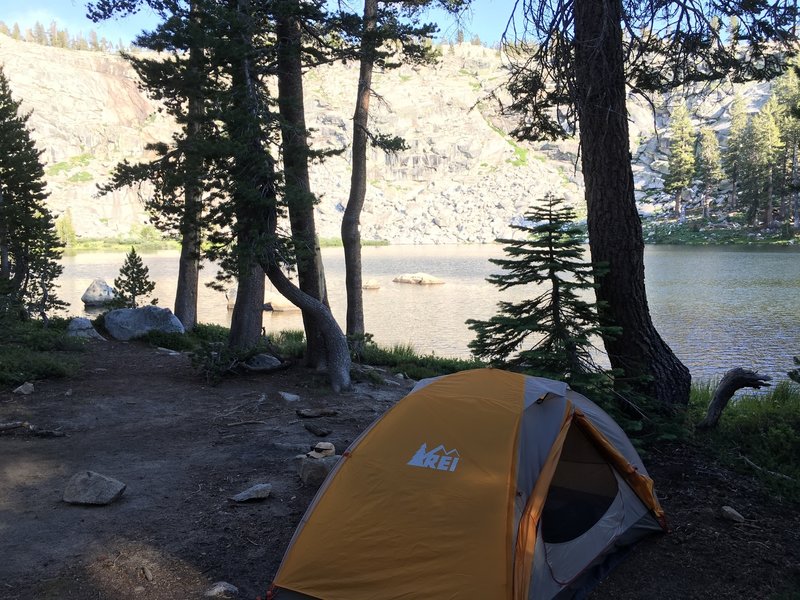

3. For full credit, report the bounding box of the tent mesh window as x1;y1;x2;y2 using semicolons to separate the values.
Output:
540;424;618;544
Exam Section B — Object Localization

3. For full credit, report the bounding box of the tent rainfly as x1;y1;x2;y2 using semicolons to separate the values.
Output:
267;369;666;600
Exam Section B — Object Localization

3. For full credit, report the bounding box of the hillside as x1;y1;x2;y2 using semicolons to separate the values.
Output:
0;34;773;244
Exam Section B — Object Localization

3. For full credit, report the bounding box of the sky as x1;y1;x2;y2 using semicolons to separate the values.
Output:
0;0;516;48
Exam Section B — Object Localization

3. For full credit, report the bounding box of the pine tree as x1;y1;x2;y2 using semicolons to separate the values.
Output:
664;100;696;217
723;94;748;210
467;193;615;393
113;247;157;308
740;97;784;226
0;66;64;319
696;127;723;218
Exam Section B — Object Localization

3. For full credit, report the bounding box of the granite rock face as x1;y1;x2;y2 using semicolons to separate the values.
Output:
0;36;770;244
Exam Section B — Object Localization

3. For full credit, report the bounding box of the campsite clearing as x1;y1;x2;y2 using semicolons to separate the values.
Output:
0;340;798;599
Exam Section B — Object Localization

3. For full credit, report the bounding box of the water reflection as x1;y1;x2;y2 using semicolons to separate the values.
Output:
58;244;800;383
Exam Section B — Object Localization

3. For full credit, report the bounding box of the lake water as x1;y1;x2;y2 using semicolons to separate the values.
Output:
58;244;800;384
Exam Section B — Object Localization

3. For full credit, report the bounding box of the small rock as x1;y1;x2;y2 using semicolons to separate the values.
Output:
297;455;340;487
229;483;273;502
393;272;445;285
13;382;34;395
63;471;126;505
296;408;338;418
65;389;73;397
142;565;154;581
362;278;381;290
304;423;331;437
721;505;745;523
307;442;335;458
133;586;146;594
205;581;239;597
279;391;301;403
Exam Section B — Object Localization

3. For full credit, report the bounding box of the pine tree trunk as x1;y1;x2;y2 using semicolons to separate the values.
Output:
228;261;265;350
766;169;774;227
174;16;203;331
263;261;351;392
0;189;9;280
342;0;378;352
275;0;330;368
226;0;350;390
574;0;691;406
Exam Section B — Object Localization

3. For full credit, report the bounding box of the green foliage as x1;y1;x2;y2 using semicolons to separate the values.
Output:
269;329;306;360
695;127;723;189
137;330;195;352
55;210;78;247
192;323;231;344
691;380;800;500
45;153;92;176
467;193;617;395
0;66;65;320
113;247;157;308
66;171;93;183
789;356;800;385
0;316;82;385
739;97;785;225
664;101;696;197
642;219;798;245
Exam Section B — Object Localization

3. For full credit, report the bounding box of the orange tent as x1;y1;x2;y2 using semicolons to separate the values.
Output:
269;369;665;599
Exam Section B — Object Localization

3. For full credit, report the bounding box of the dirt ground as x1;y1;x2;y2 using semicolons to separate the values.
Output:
1;340;798;600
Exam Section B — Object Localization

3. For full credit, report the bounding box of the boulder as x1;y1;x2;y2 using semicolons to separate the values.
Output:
104;306;185;341
241;353;282;372
63;471;126;505
67;317;106;340
81;279;117;307
264;293;299;312
392;272;445;285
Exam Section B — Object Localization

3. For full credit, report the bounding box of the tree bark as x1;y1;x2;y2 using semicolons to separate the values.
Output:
341;0;378;351
574;0;691;406
226;0;350;390
696;368;771;430
262;260;351;392
174;8;203;331
275;0;330;368
228;261;265;350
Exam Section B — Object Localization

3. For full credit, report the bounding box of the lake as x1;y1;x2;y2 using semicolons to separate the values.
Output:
58;244;800;384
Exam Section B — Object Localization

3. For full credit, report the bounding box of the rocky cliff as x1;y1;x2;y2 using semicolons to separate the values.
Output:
0;34;771;244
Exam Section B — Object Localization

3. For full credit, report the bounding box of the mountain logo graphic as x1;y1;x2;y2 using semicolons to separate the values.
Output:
407;443;460;472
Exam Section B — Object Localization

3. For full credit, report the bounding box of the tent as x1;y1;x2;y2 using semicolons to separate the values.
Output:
269;369;666;600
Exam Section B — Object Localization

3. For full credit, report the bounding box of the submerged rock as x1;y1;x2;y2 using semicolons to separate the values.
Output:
81;279;117;307
393;272;445;285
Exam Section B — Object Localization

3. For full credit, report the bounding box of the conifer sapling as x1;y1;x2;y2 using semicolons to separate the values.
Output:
114;247;157;308
467;193;617;395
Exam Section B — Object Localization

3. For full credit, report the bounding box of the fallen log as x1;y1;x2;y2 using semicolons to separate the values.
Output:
697;368;771;430
0;421;66;437
0;421;28;432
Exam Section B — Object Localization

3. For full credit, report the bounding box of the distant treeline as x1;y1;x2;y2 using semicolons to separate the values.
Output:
0;20;129;53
